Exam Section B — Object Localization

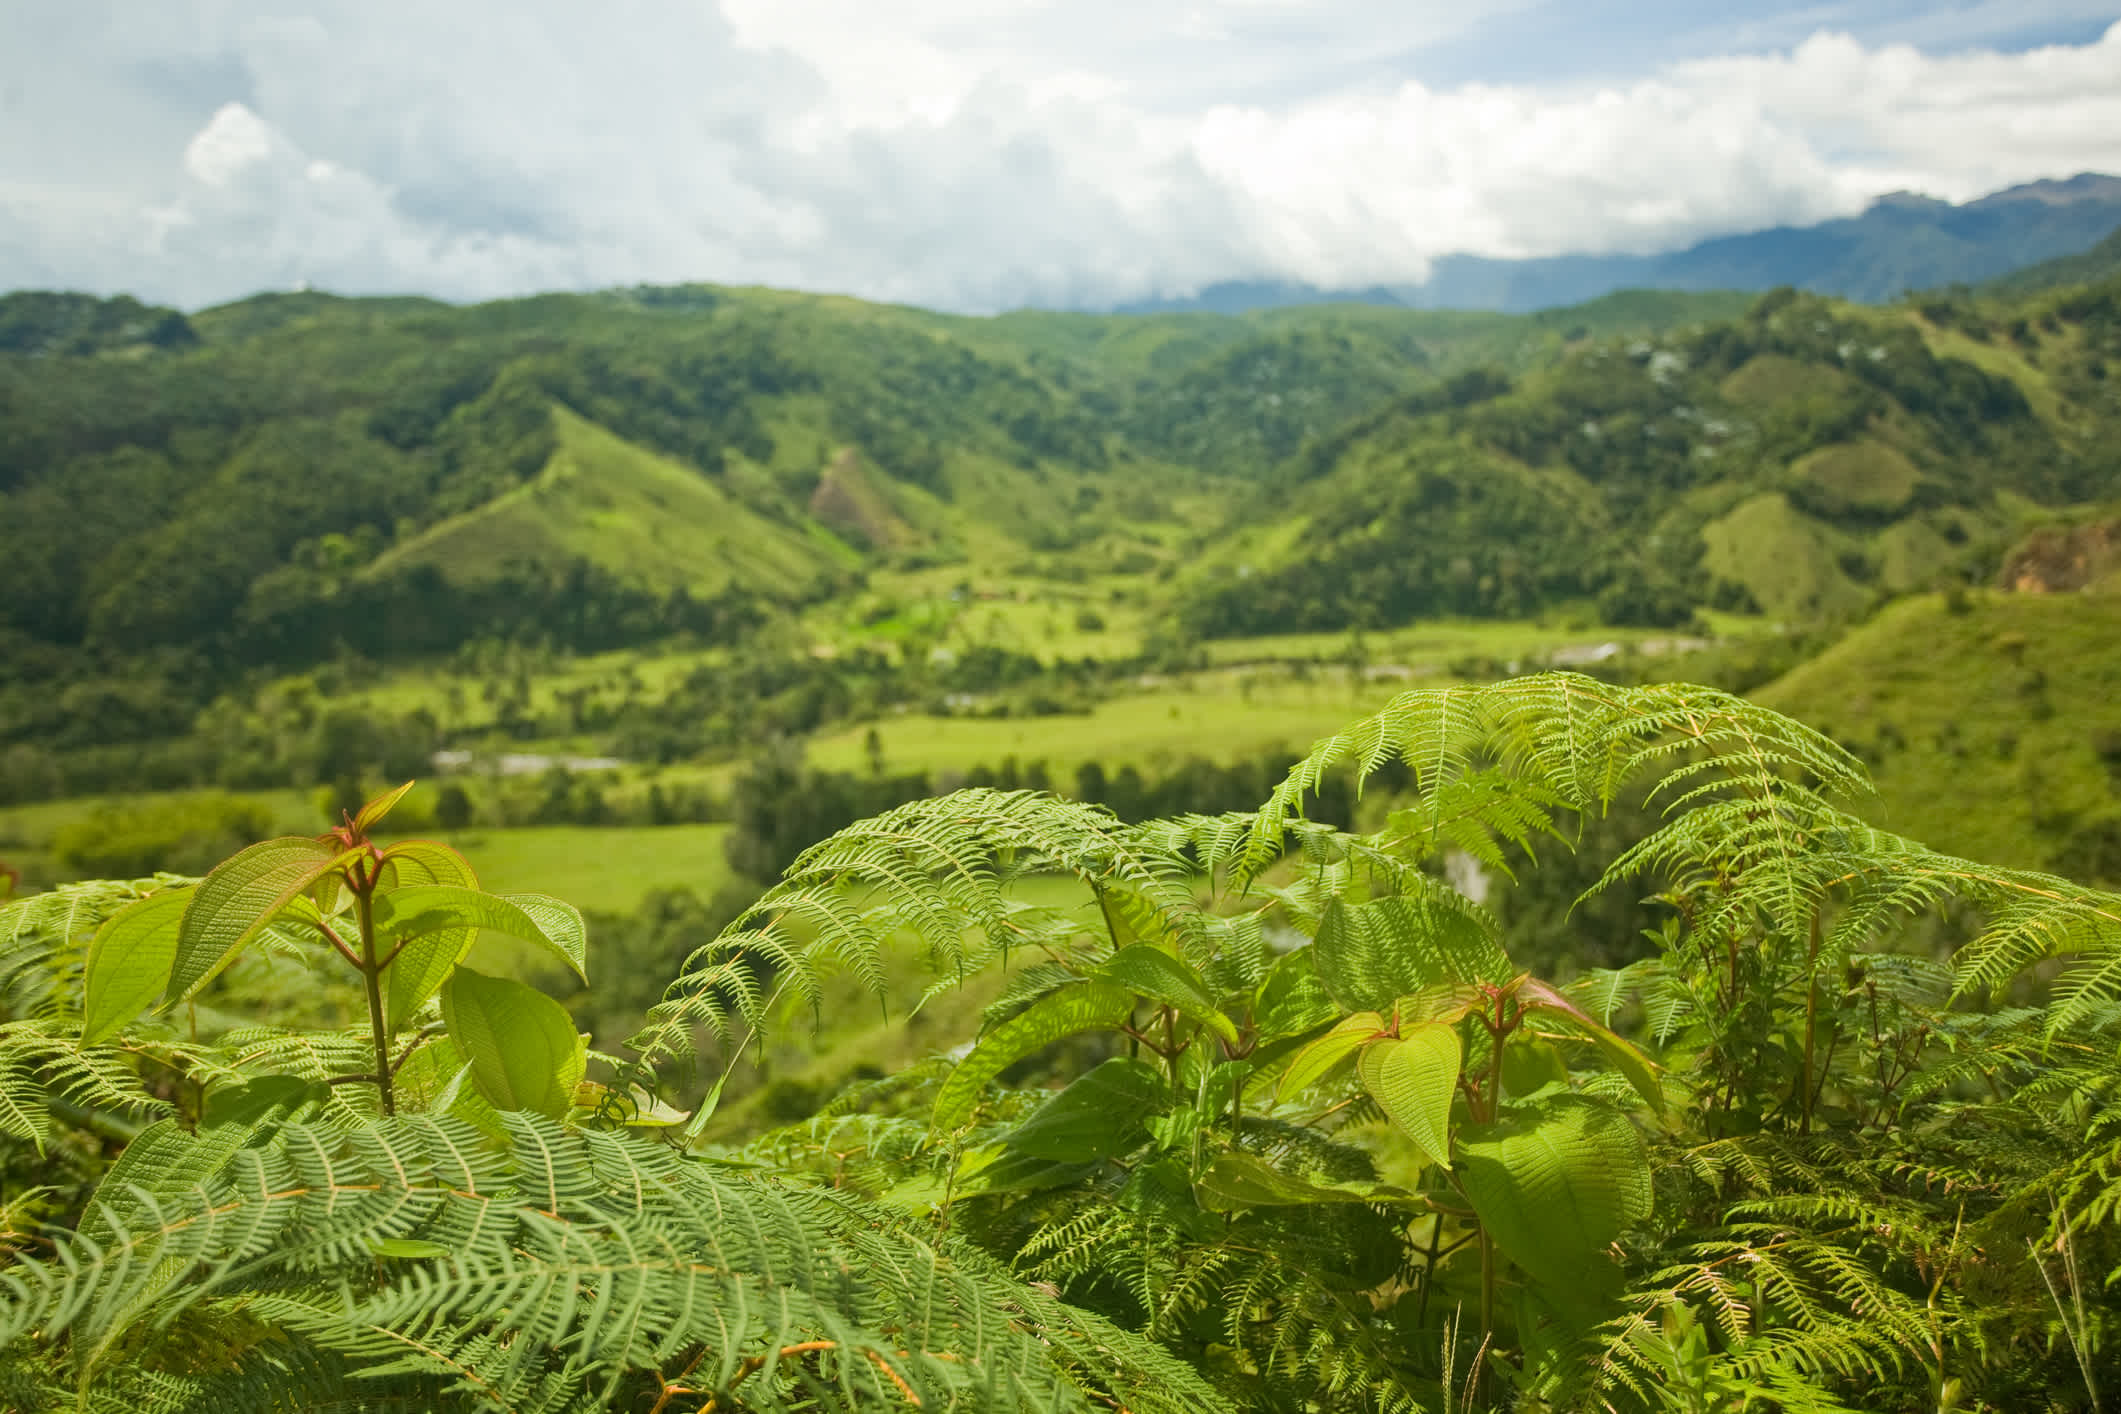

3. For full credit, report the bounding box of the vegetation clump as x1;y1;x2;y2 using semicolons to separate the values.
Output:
2;674;2115;1411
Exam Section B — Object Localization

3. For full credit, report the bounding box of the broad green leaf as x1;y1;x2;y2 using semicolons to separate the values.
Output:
352;780;418;835
376;839;481;890
1397;981;1486;1028
570;1081;688;1127
1004;1057;1165;1162
81;888;189;1044
380;887;586;977
378;886;586;1032
1094;945;1238;1045
951;1145;1098;1198
1358;1023;1462;1170
1501;1036;1570;1099
1515;976;1666;1116
1458;1095;1653;1293
1277;1010;1388;1100
681;1069;735;1142
1196;1152;1415;1212
932;982;1133;1131
1313;893;1511;1012
167;836;357;1001
374;844;481;1032
439;966;585;1119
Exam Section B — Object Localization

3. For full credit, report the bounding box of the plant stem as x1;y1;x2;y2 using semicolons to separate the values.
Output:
1800;910;1821;1135
1477;1229;1496;1391
354;880;395;1117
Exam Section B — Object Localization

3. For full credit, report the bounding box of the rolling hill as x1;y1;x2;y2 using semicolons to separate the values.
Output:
1174;280;2121;635
2;251;2120;777
371;406;857;598
1757;585;2121;882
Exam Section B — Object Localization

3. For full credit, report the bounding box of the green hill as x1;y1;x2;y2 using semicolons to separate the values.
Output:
1756;588;2121;881
372;407;854;597
1177;282;2120;637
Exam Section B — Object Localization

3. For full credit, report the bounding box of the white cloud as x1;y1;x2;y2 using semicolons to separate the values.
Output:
1;3;2118;310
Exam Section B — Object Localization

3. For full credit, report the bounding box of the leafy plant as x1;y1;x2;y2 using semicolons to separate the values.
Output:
7;674;2121;1410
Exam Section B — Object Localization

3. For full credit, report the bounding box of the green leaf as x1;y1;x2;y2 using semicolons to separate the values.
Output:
950;1146;1098;1198
1501;1036;1570;1099
167;836;356;1001
1358;1022;1462;1170
1515;976;1666;1116
1004;1057;1165;1162
1094;944;1237;1045
1196;1152;1415;1212
81;888;189;1044
381;887;586;977
438;966;585;1119
352;781;418;835
1277;1010;1388;1100
378;886;587;1033
1313;893;1512;1012
373;844;480;1032
376;839;481;889
369;1237;453;1260
1458;1095;1653;1293
932;982;1133;1131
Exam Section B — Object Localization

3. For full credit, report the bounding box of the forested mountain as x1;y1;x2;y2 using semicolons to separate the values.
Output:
1126;173;2121;314
1178;280;2121;634
0;282;1745;673
3;259;2119;766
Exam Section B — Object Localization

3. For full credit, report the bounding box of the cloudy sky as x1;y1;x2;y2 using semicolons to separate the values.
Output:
4;2;2119;311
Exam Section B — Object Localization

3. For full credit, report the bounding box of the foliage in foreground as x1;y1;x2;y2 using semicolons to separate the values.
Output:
3;672;2119;1411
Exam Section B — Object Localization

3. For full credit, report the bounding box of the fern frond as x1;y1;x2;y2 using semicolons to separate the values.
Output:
5;1110;1224;1413
627;789;1202;1086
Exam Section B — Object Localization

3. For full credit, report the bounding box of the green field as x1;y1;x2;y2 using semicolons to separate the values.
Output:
1758;588;2121;870
425;824;734;915
808;674;1401;779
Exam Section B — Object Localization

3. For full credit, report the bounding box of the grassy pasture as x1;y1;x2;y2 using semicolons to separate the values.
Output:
808;675;1402;780
1759;588;2121;870
425;824;735;915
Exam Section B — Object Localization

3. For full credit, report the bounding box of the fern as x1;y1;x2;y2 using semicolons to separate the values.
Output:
5;1110;1225;1413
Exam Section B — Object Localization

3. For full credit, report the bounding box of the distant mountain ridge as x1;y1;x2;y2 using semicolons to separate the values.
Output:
1117;173;2121;316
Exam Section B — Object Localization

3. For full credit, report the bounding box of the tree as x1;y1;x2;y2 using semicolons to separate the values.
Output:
434;781;475;831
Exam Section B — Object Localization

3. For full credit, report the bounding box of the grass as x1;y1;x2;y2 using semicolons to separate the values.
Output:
1701;493;1869;622
1719;352;1856;408
1758;588;2121;870
1196;616;1741;671
426;824;735;915
371;407;849;597
1913;319;2067;429
1792;441;1921;516
809;675;1402;780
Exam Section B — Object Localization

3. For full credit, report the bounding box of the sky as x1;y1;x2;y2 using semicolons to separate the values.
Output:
3;2;2119;312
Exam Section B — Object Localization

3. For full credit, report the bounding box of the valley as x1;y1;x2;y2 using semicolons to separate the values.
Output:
5;245;2121;1119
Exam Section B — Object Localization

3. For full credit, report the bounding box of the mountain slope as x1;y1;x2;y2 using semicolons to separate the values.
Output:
1127;174;2121;315
1756;587;2121;879
371;406;856;597
1986;222;2121;295
1177;281;2121;636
